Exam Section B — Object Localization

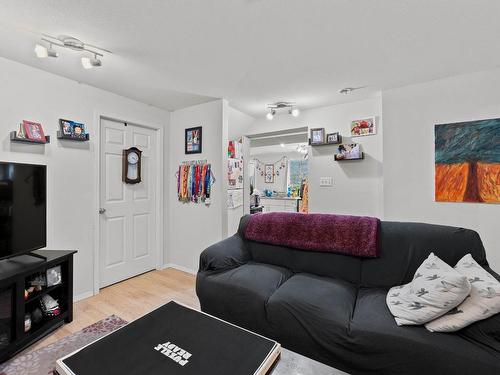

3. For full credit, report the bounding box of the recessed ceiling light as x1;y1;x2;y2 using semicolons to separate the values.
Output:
280;143;285;148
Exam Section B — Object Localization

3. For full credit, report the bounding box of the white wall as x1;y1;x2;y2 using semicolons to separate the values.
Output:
383;68;500;271
228;106;254;140
250;98;383;216
168;99;228;272
0;57;170;299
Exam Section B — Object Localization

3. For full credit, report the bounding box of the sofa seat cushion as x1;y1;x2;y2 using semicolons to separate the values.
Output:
349;288;500;374
266;273;358;371
196;262;292;335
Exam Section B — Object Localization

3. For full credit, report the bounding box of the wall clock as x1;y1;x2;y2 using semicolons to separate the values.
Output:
123;147;142;184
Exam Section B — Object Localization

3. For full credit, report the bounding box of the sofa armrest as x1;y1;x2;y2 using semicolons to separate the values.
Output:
485;266;500;283
198;234;250;273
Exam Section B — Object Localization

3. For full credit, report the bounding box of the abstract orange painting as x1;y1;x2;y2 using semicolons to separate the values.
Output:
435;119;500;203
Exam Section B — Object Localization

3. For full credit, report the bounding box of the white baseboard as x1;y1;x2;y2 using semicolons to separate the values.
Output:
164;263;197;275
74;290;94;302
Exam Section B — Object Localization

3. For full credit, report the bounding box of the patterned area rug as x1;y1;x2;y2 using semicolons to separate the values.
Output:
0;315;127;375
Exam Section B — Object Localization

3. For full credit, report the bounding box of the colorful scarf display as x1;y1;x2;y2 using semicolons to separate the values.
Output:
177;162;215;204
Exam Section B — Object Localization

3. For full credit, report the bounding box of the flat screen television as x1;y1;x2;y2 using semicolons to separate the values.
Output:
0;162;46;260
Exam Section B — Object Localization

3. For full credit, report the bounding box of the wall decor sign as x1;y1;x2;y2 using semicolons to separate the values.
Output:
265;164;275;183
23;120;46;142
435;118;500;203
351;117;376;137
310;128;326;145
185;126;202;154
123;147;142;184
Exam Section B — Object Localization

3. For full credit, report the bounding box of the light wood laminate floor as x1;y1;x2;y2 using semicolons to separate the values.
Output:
32;268;198;350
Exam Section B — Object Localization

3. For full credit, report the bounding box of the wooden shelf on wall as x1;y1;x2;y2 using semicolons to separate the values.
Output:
56;131;90;142
334;152;364;161
10;131;50;144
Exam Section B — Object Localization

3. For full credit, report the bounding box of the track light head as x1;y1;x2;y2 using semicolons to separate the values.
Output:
81;55;102;69
267;102;299;119
291;108;300;117
34;43;59;58
266;109;275;120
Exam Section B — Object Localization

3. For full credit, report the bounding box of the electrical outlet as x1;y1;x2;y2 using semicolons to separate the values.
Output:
320;177;333;187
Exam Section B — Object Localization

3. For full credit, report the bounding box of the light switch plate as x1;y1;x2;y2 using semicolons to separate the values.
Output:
320;177;333;187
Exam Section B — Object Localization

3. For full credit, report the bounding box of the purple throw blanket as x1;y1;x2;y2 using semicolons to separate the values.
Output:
245;212;380;258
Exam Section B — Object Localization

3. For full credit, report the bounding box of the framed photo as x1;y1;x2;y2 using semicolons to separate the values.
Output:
72;122;86;138
264;164;274;183
46;265;62;287
185;126;202;154
310;128;325;145
59;119;73;136
351;117;376;137
334;143;362;160
326;132;340;144
23;120;45;142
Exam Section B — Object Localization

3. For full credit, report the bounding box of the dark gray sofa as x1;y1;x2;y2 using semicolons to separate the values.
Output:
196;215;500;374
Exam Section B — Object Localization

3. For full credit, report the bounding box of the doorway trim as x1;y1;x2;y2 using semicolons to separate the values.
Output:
92;110;165;296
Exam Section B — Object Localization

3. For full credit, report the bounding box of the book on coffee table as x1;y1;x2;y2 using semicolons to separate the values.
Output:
56;301;281;375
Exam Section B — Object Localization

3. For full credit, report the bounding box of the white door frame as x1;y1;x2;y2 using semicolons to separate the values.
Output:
93;111;165;295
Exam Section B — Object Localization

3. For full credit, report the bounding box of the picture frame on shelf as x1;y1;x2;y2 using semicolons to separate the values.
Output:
23;120;46;142
310;128;325;145
264;164;274;183
59;119;73;136
334;143;363;160
46;265;62;287
59;119;87;139
326;132;340;144
350;117;376;137
185;126;202;154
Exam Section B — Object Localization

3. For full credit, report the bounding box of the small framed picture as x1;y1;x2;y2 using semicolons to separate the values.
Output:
59;119;73;136
351;117;376;137
185;126;202;154
265;164;274;183
46;265;62;287
72;122;86;138
334;143;362;160
310;128;325;145
23;120;45;142
326;132;340;144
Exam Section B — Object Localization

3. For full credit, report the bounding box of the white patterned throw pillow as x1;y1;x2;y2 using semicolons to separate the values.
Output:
386;253;471;326
426;254;500;332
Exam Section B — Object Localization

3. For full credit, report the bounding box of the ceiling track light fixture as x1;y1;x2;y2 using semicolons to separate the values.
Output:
339;86;366;95
33;34;110;69
266;102;300;120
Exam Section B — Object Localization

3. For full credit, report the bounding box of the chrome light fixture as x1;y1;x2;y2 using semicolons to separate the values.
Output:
81;54;102;69
34;42;58;58
266;102;299;120
33;34;109;69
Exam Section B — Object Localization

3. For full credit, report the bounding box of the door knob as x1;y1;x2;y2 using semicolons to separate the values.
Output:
99;208;106;214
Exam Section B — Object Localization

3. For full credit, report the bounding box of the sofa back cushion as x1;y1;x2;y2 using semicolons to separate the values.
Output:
239;215;362;284
360;221;487;288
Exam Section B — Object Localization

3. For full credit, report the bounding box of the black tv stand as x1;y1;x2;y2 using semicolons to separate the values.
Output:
0;249;77;363
24;252;48;261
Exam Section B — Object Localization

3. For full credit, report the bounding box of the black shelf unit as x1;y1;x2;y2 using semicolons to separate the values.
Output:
334;152;365;161
10;131;50;144
0;250;76;363
56;131;90;142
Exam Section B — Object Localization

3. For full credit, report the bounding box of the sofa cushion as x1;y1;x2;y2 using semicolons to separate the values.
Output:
426;254;500;332
350;288;500;374
360;221;487;288
196;262;291;335
387;253;471;326
266;273;357;370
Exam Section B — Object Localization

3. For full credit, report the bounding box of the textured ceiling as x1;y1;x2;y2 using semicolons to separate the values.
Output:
1;0;500;116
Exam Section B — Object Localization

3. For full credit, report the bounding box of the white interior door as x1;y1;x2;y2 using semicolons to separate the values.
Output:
99;118;157;288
